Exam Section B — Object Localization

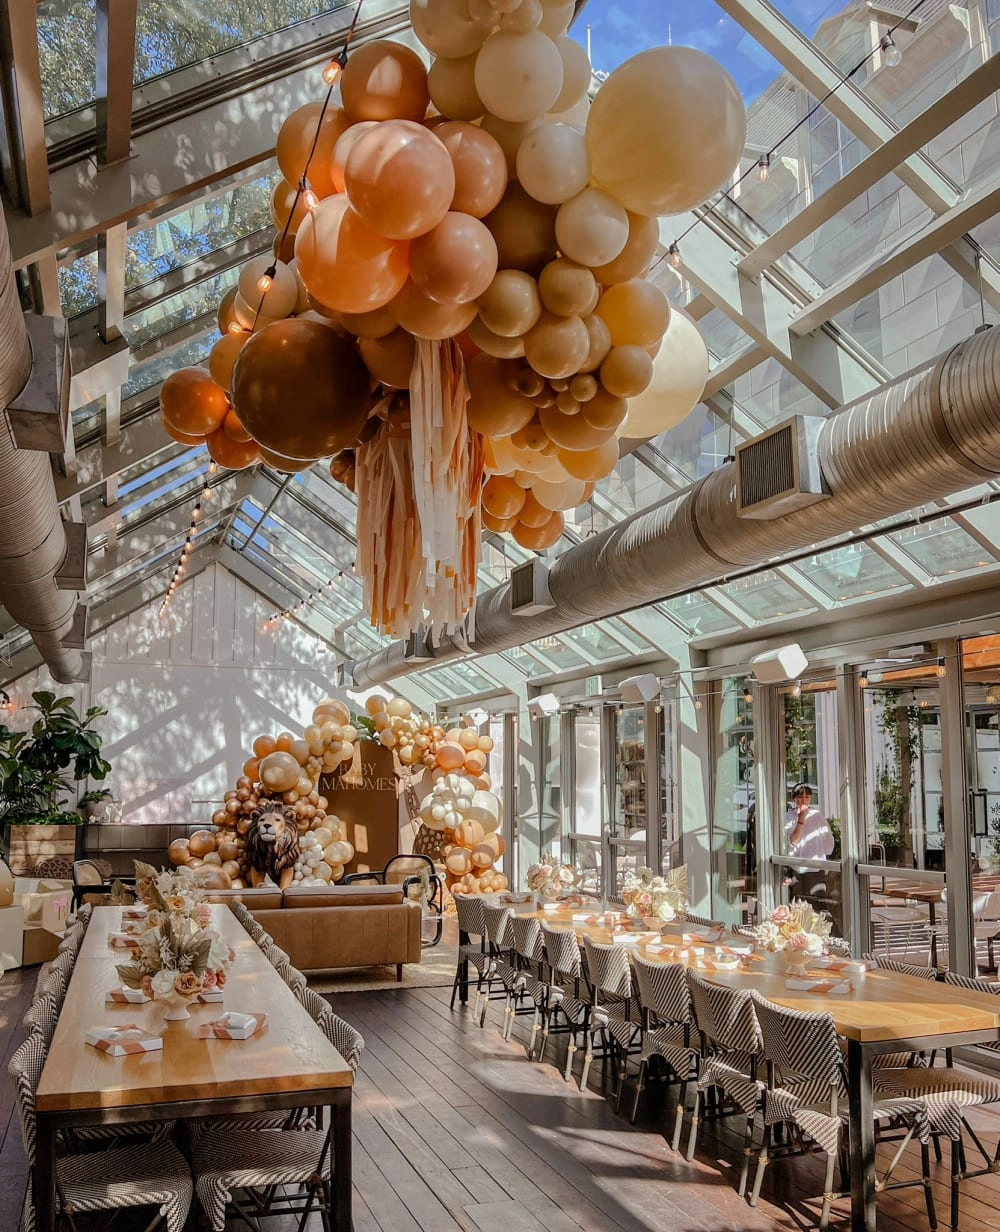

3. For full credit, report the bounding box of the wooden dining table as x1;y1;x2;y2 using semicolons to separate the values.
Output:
33;905;354;1232
501;901;1000;1232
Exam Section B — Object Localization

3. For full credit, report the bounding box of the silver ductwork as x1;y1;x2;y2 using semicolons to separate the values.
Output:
351;326;1000;688
0;213;84;683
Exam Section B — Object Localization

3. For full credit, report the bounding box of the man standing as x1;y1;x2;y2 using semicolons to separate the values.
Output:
784;782;833;861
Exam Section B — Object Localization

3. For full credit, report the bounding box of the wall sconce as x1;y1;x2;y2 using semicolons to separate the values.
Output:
527;693;560;719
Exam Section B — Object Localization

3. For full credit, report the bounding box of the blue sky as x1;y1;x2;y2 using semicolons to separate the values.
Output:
571;0;850;102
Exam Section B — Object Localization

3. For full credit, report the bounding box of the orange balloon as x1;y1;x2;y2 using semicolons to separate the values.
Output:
217;287;239;336
253;735;277;758
338;305;397;339
482;474;527;519
160;368;230;437
270;179;312;235
464;749;488;774
436;742;467;771
557;438;619;481
523;312;590;380
477;269;542;337
221;407;253;443
513;510;564;550
340;40;429;123
482;509;518;533
428;53;484;122
344;120;455;241
600;345;654;399
436;121;506;218
295;194;410;315
206;426;261;470
409;212;498;305
466;355;536;437
484;183;557;273
580;387;628;431
591;211;660;283
242;757;261;781
595;280;670;348
257;446;316;473
538;403;616;452
329;121;379;193
359;329;416;389
387;281;477;340
162;418;207;447
276;102;351;199
518;490;552;528
209;333;249;393
232;319;371;460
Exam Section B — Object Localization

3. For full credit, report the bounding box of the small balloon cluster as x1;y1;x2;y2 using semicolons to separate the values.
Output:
157;4;741;633
167;699;360;888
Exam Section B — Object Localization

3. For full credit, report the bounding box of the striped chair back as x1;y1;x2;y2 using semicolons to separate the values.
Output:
316;1006;365;1073
631;953;693;1027
541;924;582;981
300;986;330;1023
750;992;842;1088
8;1034;46;1165
512;915;544;966
454;894;487;942
23;992;60;1049
864;953;937;979
581;936;632;1000
483;904;515;954
686;969;761;1056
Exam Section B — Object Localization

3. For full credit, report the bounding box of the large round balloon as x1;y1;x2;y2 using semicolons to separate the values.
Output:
276;102;351;199
466;354;536;436
209;333;249;393
388;281;478;340
231;320;371;460
516;123;589;206
436;122;506;218
620;307;709;439
428;54;484;121
359;329;416;389
474;29;563;123
410;0;489;58
340;40;430;122
294;195;410;314
585;46;746;216
344;120;455;241
206;426;261;470
409;212;498;304
160;368;230;438
483;184;558;273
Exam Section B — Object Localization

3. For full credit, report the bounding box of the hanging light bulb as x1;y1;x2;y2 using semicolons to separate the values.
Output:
694;696;703;711
935;656;946;678
668;242;682;268
227;321;245;335
301;184;319;211
322;54;345;86
757;154;770;183
790;681;802;698
256;266;276;294
859;669;870;689
192;504;202;522
208;461;218;477
742;686;753;705
880;32;902;67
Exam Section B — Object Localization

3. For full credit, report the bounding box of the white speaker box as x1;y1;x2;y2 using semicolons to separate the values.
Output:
618;673;660;704
750;643;808;684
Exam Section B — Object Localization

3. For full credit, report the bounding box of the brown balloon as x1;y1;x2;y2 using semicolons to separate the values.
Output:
231;320;371;460
340;40;430;123
466;354;536;437
409;212;498;305
435;121;506;217
483;183;558;274
387;280;477;340
344;120;455;241
359;328;417;389
538;402;617;451
162;418;208;447
206;426;261;470
481;509;518;533
160;368;230;438
513;510;564;550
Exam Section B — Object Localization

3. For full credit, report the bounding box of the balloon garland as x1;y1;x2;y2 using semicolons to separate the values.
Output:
158;5;739;637
167;699;361;888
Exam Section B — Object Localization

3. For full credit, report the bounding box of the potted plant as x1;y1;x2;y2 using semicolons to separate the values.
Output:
78;788;116;821
0;690;112;874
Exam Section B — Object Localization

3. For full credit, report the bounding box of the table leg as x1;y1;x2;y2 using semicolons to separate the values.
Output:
332;1091;353;1231
846;1039;876;1232
33;1111;56;1232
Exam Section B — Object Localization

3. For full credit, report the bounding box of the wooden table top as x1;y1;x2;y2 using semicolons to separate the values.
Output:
36;906;352;1115
510;904;1000;1046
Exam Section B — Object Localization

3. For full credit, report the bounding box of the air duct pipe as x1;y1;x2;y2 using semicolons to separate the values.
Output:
351;326;1000;688
0;213;83;683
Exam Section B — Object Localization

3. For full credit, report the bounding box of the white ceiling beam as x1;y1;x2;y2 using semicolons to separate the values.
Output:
57;411;176;504
739;56;1000;278
790;178;1000;336
0;0;49;214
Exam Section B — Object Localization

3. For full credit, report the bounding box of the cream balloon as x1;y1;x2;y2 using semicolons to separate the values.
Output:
530;474;587;511
585;46;747;216
555;187;629;268
515;123;590;206
474;29;564;123
410;0;489;58
619;307;709;440
551;35;591;112
237;256;299;320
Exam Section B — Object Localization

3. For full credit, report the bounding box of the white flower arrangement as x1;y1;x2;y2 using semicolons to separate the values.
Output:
752;899;832;956
525;854;577;899
621;865;688;923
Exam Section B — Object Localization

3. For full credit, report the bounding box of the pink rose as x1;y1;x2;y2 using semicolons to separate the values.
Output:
771;905;792;923
140;975;154;997
202;968;217;990
173;971;204;997
789;931;808;951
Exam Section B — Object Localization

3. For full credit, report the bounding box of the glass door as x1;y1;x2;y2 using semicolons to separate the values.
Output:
607;702;648;896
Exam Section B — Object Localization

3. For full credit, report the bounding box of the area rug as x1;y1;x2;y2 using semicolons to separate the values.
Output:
309;934;458;994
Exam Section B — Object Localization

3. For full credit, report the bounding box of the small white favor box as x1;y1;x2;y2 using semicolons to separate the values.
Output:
105;985;151;1004
121;905;148;921
199;1011;267;1039
194;990;224;1003
86;1025;163;1056
108;932;140;950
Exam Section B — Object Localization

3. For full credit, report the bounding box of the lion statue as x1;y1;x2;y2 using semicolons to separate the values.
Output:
245;802;300;890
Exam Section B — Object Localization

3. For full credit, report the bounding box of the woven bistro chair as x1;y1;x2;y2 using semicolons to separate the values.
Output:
191;1015;363;1232
538;923;593;1083
480;903;522;1029
580;935;642;1107
629;953;699;1148
450;893;493;1012
748;992;937;1230
510;914;551;1054
275;959;308;1000
10;1035;193;1232
685;969;764;1195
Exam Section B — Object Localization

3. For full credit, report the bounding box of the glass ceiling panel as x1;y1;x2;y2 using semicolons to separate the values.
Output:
125;268;240;348
124;335;213;400
37;0;96;120
805;542;909;601
126;175;277;290
650;404;733;482
719;571;817;621
661;592;743;637
889;520;998;578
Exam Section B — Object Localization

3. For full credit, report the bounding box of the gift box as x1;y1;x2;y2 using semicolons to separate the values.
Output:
105;985;151;1004
197;1011;267;1040
194;990;224;1003
108;932;141;950
85;1025;163;1055
14;879;71;934
785;976;854;996
121;906;148;921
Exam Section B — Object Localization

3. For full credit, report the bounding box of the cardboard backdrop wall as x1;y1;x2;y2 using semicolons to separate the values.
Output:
320;742;400;876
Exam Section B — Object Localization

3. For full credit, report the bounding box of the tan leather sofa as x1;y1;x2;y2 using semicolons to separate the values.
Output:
211;883;422;979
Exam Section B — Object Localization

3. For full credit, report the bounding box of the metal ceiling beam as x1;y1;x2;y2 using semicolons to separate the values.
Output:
790;178;1000;336
96;0;137;168
0;0;49;214
5;1;411;268
56;411;176;504
660;215;883;408
739;56;1000;278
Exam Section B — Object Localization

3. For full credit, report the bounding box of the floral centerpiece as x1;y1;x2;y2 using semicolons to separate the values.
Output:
621;865;688;926
525;854;577;902
116;861;234;1020
752;899;833;973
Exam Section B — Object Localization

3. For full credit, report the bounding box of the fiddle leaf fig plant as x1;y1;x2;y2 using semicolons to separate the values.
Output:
0;690;111;826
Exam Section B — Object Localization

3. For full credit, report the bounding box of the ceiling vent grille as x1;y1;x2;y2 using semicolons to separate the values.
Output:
735;415;829;519
510;559;554;616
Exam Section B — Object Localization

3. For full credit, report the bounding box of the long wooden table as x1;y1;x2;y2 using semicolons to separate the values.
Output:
502;903;1000;1232
34;905;354;1231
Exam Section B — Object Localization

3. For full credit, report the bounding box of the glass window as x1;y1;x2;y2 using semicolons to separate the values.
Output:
719;571;816;621
124;335;213;399
37;0;96;120
890;522;996;578
714;678;755;926
125;268;240;348
59;252;100;318
806;544;908;601
661;592;742;636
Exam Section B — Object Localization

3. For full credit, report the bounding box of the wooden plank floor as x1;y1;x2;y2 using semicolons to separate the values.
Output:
6;957;1000;1230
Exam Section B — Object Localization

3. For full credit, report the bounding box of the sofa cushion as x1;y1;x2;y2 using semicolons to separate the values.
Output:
206;888;284;910
282;884;404;908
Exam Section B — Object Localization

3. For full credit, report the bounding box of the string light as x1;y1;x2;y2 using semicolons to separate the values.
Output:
936;656;947;678
266;573;345;627
742;686;753;705
256;266;276;294
300;183;320;211
667;242;682;268
160;471;213;619
859;670;870;688
756;154;770;183
880;32;902;67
